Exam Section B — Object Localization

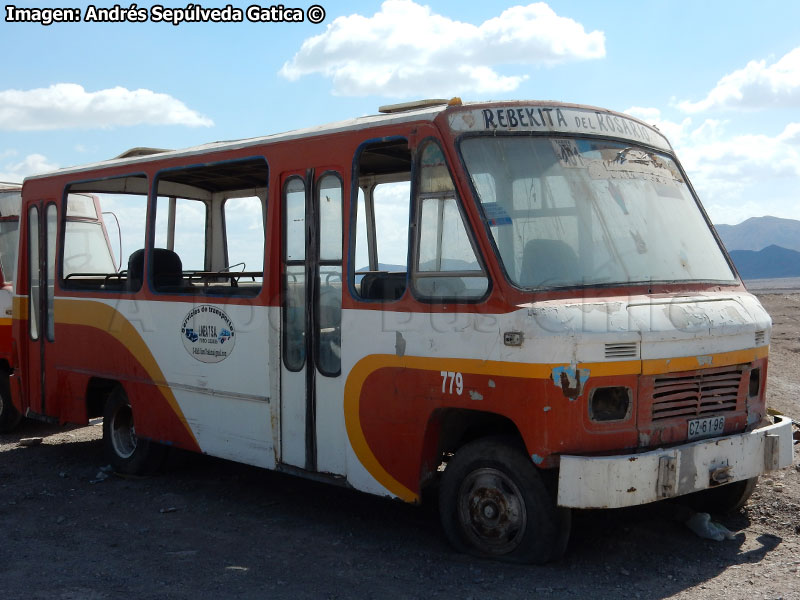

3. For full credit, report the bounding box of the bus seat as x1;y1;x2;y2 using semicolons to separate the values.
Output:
152;248;184;290
520;239;579;288
126;248;184;292
126;249;145;292
359;272;406;301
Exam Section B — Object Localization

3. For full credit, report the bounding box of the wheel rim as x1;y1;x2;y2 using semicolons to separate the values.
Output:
110;402;137;459
457;467;527;555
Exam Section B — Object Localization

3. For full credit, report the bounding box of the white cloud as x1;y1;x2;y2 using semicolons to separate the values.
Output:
0;153;59;182
280;0;605;97
677;47;800;113
623;107;800;223
624;106;693;148
678;122;800;186
0;83;213;131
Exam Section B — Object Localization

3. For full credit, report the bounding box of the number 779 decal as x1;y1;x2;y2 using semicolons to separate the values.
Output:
440;371;463;396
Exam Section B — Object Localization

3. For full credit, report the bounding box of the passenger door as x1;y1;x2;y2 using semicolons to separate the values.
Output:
22;202;58;418
279;170;344;473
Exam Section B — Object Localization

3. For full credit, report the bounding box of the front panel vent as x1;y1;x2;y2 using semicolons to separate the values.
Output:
604;342;639;359
650;365;745;422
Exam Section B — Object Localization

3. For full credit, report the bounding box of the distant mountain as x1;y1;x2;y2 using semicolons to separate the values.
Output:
356;263;406;272
715;216;800;252
729;245;800;279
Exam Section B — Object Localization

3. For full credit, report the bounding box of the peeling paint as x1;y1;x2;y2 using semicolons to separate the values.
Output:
543;406;552;412
394;331;406;357
551;365;589;400
468;390;483;401
488;379;496;388
696;355;713;366
532;454;544;465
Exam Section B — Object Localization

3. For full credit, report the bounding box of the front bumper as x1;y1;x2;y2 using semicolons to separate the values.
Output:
557;415;794;509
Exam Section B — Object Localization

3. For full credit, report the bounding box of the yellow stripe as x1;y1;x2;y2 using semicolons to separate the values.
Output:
641;346;768;375
12;296;28;320
54;298;197;445
344;346;769;502
0;317;11;327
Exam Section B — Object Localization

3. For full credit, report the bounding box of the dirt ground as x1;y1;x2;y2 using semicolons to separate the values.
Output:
1;293;799;600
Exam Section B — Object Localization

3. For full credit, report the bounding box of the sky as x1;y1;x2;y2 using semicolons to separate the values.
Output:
2;0;800;226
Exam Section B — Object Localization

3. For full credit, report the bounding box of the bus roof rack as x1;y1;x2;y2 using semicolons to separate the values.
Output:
114;147;172;159
378;98;461;114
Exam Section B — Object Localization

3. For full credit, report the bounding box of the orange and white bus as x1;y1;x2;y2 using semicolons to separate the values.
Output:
11;99;793;563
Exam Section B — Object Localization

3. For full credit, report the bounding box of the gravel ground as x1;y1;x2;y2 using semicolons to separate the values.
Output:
1;292;798;600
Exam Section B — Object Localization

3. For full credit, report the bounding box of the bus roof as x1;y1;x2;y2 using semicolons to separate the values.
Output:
22;100;670;182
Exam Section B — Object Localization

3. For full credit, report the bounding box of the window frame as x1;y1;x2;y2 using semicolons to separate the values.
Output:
149;157;269;297
409;137;491;304
282;174;308;373
314;170;344;378
347;136;414;304
58;173;148;294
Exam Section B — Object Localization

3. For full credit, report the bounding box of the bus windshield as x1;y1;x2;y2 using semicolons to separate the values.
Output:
460;136;736;289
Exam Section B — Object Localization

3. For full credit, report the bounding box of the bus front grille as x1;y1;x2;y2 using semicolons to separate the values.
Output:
649;365;745;422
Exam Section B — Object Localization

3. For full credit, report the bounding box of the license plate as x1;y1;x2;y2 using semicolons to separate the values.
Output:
688;416;725;440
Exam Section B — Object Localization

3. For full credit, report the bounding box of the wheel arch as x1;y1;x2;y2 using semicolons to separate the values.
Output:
419;408;526;493
85;376;121;419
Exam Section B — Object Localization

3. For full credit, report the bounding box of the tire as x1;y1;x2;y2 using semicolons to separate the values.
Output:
683;477;758;515
0;370;23;433
439;437;571;564
102;387;165;474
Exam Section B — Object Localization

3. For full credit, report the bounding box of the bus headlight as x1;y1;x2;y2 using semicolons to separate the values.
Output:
589;387;632;422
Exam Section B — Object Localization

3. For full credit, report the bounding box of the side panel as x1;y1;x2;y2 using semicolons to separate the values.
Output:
52;297;275;468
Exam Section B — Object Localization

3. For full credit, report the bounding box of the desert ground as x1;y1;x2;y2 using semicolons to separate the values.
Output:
1;291;798;600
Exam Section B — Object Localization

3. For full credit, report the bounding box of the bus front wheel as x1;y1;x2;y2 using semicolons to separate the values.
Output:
102;387;165;474
439;437;570;564
683;477;758;515
0;370;23;433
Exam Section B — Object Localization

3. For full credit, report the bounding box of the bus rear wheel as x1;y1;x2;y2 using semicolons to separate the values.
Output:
102;387;165;474
0;370;23;433
439;437;570;564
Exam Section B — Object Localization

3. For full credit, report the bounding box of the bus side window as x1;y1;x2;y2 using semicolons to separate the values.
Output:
61;179;147;292
153;158;268;295
412;142;488;300
317;173;343;377
351;139;411;302
224;195;265;284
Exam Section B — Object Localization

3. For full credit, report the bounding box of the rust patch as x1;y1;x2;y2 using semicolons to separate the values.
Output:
552;366;588;400
559;369;582;399
627;487;637;493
